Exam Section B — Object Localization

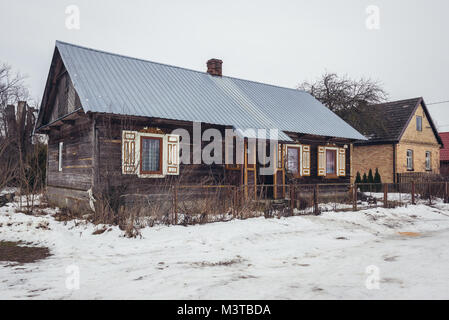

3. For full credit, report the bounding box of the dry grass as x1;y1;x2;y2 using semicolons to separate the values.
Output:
0;241;51;265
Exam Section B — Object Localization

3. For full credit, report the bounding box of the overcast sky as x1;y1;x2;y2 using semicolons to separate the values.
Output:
1;0;448;130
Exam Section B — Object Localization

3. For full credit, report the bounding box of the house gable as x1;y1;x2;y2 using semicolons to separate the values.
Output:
35;48;83;131
399;103;441;146
395;101;442;175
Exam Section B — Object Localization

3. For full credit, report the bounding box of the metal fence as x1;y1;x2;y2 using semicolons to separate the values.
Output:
118;182;449;226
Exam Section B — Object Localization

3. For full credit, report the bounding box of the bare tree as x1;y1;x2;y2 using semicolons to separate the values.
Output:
0;62;46;212
0;62;30;106
297;72;389;135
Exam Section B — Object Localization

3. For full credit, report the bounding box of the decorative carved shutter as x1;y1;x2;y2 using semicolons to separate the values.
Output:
338;148;346;176
318;146;326;176
166;134;180;175
301;145;311;176
122;130;138;174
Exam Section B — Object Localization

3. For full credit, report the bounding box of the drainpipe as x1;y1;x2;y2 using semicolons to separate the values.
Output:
393;143;396;183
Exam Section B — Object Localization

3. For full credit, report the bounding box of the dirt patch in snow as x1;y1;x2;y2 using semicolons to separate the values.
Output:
0;241;51;265
191;257;244;267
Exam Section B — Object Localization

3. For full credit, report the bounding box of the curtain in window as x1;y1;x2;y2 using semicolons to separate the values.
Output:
326;150;336;174
142;138;160;172
287;148;299;175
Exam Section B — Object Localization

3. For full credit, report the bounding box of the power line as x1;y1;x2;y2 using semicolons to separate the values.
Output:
428;100;449;106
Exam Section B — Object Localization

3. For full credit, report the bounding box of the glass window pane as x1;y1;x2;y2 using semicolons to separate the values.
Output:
417;116;422;131
326;150;336;174
407;150;413;170
142;138;160;172
287;148;299;174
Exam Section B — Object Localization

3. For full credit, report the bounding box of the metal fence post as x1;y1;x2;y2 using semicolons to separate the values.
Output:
173;186;178;225
352;183;358;211
444;182;449;203
411;181;415;205
428;182;432;205
313;185;319;215
290;185;295;216
383;183;388;208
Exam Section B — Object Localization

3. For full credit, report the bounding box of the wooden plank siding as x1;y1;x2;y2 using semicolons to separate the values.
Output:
46;114;94;209
94;116;229;198
44;113;354;209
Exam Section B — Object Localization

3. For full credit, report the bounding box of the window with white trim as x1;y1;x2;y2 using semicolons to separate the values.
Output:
425;151;431;171
58;142;63;172
326;149;337;175
318;146;346;177
406;149;414;171
283;144;310;177
287;146;300;176
122;130;179;178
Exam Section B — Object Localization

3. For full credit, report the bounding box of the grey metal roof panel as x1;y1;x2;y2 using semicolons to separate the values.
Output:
56;41;366;141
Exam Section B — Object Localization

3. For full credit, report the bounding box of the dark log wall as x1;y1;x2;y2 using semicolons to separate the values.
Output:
44;71;82;126
94;116;353;196
94;116;231;197
286;134;352;185
46;113;94;209
44;113;354;209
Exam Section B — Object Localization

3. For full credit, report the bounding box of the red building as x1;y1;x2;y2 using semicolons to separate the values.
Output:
440;132;449;177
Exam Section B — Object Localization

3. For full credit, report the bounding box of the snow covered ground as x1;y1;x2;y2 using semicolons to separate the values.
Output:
1;199;449;299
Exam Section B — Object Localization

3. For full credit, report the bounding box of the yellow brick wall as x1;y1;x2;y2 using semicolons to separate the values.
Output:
352;144;394;183
396;143;440;174
396;104;440;174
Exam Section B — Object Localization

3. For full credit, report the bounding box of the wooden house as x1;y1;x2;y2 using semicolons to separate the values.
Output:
351;98;443;183
35;41;366;210
440;132;449;177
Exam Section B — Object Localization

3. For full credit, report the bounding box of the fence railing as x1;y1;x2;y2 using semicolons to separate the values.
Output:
116;181;449;226
396;172;448;184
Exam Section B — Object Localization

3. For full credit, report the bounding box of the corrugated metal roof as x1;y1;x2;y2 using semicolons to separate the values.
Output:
56;41;366;141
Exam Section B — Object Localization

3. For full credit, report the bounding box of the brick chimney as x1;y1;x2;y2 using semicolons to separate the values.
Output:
207;59;223;76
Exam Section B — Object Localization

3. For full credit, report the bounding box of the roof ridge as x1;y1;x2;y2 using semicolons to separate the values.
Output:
55;40;308;95
370;97;422;107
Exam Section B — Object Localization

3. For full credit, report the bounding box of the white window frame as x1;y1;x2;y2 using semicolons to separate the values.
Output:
286;145;302;177
321;146;340;177
406;149;414;171
425;151;431;171
137;132;166;178
58;142;63;172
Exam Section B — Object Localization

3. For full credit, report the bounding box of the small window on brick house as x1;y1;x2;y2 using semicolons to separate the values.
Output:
425;151;431;171
416;116;422;131
406;149;414;171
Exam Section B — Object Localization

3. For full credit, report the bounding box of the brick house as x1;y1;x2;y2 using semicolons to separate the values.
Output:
440;132;449;177
351;97;443;183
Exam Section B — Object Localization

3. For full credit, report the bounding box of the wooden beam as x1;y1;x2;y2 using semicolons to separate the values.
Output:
62;119;75;126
